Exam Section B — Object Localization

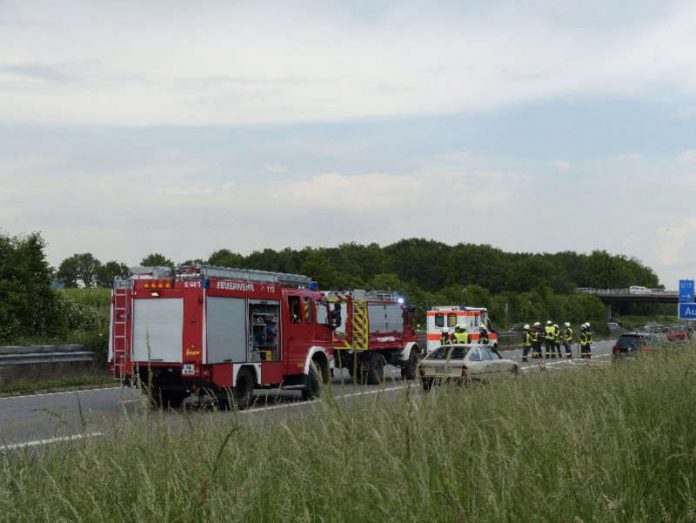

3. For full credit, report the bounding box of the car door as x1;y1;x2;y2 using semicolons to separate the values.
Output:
466;347;486;379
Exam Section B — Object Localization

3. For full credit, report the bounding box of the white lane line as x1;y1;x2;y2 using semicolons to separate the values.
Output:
1;432;104;451
240;385;406;414
0;386;121;401
520;353;613;372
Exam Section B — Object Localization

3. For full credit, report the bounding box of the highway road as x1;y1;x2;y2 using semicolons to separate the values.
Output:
0;340;615;450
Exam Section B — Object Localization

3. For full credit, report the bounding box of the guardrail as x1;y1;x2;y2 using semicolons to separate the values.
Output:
576;287;676;296
0;345;95;367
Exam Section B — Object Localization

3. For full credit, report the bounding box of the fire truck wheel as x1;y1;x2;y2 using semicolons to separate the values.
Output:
401;349;420;380
150;389;186;409
365;353;386;385
302;361;321;400
234;368;254;410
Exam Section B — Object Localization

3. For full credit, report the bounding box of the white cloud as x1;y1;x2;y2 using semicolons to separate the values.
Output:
612;153;643;161
1;1;696;125
677;150;696;164
657;220;696;266
553;160;570;173
264;164;288;174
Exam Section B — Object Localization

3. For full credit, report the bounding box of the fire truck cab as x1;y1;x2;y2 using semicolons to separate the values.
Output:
426;305;498;353
326;290;420;384
109;266;334;409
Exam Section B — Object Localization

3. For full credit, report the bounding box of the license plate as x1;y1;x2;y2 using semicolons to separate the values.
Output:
182;364;196;376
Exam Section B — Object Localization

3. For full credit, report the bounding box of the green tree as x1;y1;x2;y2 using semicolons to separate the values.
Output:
208;249;245;268
0;232;61;341
57;253;102;288
96;261;130;287
300;251;341;288
140;253;174;267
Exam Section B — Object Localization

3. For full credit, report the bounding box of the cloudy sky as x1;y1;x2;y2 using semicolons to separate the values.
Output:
1;0;696;287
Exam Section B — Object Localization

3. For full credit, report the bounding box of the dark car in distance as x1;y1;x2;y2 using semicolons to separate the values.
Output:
612;332;658;357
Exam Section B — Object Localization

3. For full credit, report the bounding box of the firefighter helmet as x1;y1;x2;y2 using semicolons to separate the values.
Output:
564;322;570;327
546;320;552;325
523;324;530;330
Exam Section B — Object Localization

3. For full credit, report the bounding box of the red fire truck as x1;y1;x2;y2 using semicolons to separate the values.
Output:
326;290;421;384
109;266;334;409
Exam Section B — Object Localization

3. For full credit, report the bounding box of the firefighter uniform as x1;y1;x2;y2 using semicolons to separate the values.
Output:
562;323;573;358
521;325;532;362
544;321;556;358
478;327;489;345
553;324;562;358
580;324;593;358
531;323;542;359
454;325;469;344
440;328;451;345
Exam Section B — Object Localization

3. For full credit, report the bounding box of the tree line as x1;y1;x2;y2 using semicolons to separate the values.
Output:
1;233;661;343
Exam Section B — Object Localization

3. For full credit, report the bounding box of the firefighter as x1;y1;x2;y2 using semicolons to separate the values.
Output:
521;324;532;362
531;321;542;358
582;322;593;359
562;322;573;358
478;326;489;345
440;328;451;345
553;323;562;358
454;324;469;344
544;320;556;359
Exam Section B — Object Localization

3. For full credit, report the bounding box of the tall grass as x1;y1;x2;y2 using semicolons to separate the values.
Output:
2;346;696;521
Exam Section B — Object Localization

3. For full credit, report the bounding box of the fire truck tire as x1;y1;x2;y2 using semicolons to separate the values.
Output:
365;353;386;385
401;349;420;380
150;389;186;409
301;361;321;400
234;368;254;410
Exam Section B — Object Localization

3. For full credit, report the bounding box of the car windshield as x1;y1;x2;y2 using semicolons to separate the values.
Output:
427;345;469;360
449;346;469;360
617;335;646;348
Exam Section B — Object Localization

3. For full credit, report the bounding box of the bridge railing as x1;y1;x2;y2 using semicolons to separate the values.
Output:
575;287;676;296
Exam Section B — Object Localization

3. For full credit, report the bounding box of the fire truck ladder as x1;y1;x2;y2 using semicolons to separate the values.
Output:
352;301;369;350
198;265;313;287
111;286;130;382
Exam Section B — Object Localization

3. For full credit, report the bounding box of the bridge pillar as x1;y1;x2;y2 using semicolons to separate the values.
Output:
606;303;612;321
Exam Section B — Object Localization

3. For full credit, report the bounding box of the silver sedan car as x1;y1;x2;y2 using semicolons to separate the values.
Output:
418;344;518;390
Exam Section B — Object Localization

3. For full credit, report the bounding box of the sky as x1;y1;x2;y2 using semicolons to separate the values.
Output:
1;0;696;288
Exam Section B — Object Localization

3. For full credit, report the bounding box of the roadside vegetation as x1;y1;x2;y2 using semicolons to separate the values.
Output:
0;373;114;396
2;343;695;521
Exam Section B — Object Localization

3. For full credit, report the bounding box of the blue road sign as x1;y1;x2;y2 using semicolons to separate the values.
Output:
678;303;696;320
679;280;695;303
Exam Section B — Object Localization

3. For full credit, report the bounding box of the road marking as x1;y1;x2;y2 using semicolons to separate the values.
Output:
520;353;612;372
1;432;104;451
240;385;406;414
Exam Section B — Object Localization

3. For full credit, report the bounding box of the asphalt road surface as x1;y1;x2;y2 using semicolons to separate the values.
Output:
0;340;615;450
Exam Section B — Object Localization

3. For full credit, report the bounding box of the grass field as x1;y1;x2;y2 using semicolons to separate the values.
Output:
0;373;114;396
1;345;695;521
